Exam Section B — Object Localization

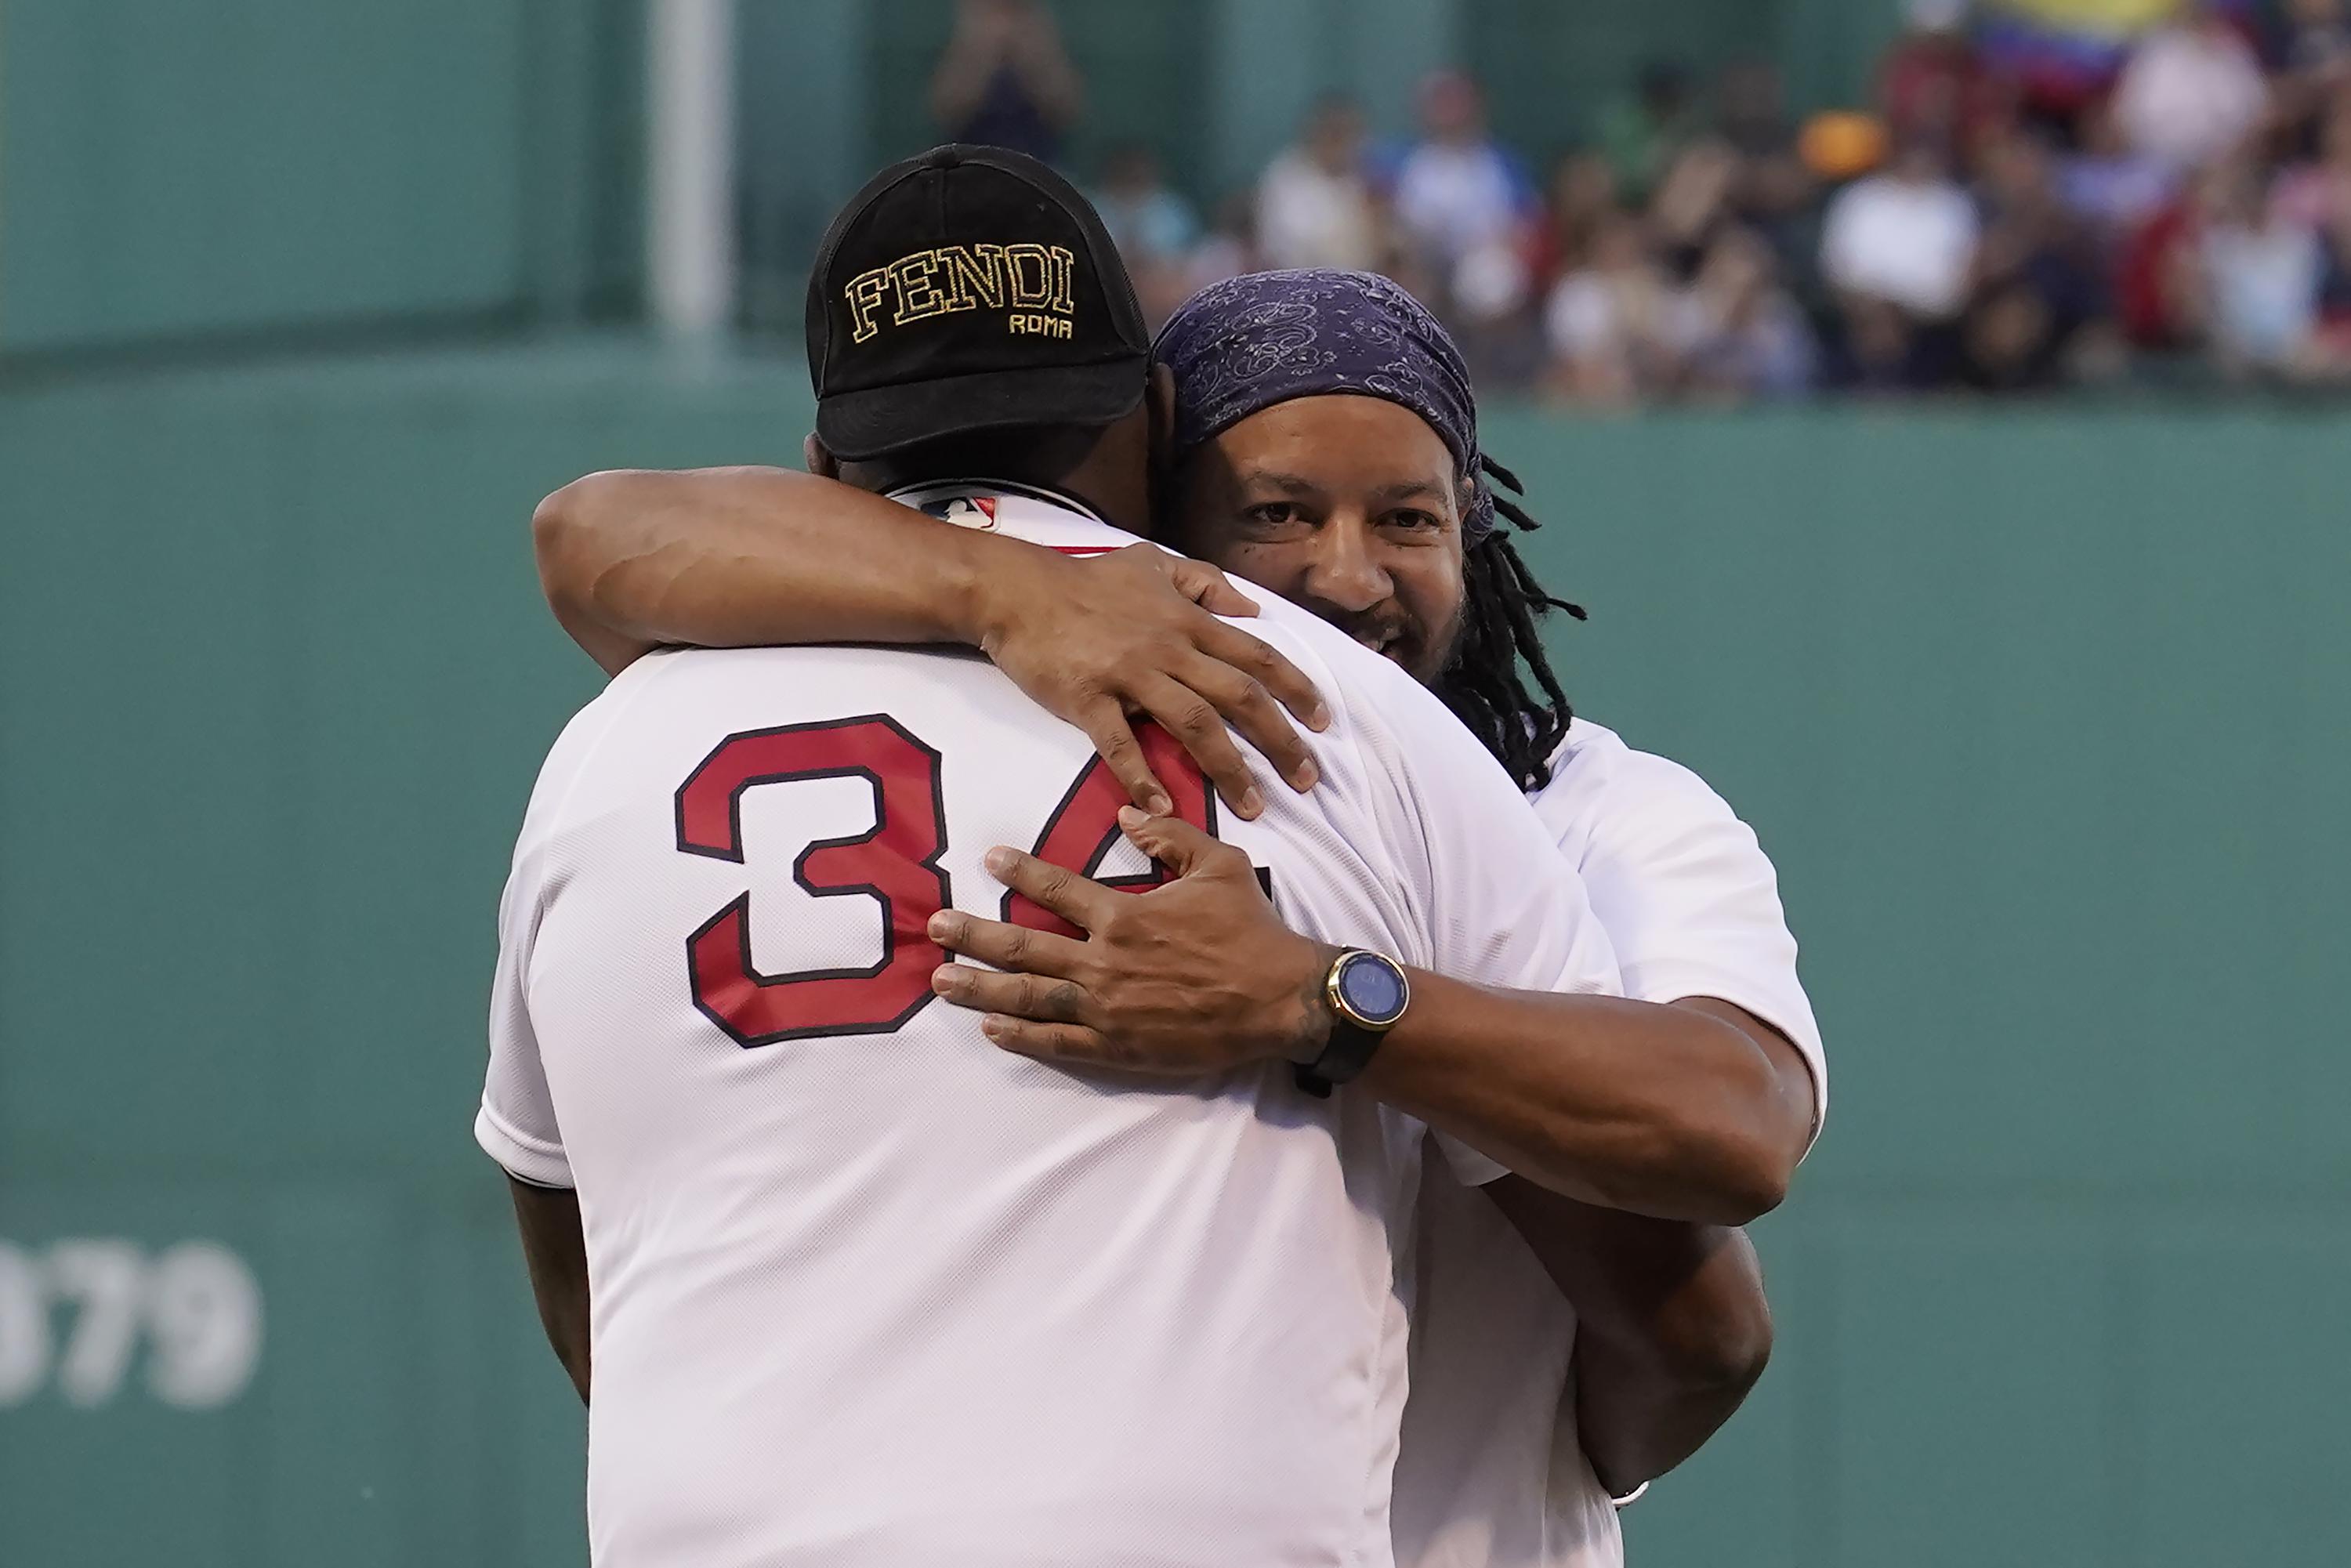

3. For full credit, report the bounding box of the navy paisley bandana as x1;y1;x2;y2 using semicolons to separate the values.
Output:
1152;269;1505;539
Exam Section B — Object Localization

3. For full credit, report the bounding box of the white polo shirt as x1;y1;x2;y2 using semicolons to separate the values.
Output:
1393;718;1825;1568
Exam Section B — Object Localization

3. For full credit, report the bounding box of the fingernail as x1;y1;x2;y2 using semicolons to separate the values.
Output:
927;911;955;940
1118;804;1150;829
1240;787;1263;817
984;847;1016;875
931;965;959;995
1145;791;1172;816
1291;759;1318;790
1308;704;1331;731
980;1016;1007;1041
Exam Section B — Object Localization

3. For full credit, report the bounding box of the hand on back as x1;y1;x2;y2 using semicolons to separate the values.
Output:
976;543;1328;819
928;807;1336;1074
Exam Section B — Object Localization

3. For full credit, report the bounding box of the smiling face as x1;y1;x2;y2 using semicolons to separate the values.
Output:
1168;394;1469;685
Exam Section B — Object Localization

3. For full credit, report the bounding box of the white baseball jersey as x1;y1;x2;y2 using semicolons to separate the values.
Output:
1392;719;1825;1568
476;487;1621;1568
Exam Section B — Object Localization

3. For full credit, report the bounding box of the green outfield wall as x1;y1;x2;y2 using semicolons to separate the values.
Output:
0;0;643;356
1;344;2344;1565
2;0;1906;360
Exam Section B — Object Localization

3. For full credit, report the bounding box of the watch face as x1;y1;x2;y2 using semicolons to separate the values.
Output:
1336;952;1408;1027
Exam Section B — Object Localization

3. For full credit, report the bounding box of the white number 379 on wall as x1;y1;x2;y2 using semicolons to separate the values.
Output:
0;1239;263;1410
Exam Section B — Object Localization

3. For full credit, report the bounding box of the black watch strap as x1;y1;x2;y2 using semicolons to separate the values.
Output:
1293;1016;1386;1099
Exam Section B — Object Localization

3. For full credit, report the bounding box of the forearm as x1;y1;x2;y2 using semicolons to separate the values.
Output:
946;824;1811;1218
1358;977;1806;1222
1571;1265;1768;1494
532;466;1017;675
507;1178;592;1403
1488;1179;1772;1494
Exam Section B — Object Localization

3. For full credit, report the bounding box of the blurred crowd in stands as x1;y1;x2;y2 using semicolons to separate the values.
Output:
929;0;2351;401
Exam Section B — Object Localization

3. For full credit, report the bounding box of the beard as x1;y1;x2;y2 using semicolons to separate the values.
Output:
1296;596;1468;689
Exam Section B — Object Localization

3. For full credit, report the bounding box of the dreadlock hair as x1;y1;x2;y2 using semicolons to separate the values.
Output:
1435;455;1586;793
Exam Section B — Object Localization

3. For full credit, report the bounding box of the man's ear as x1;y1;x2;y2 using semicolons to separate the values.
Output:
1144;361;1177;459
1142;360;1180;505
804;433;839;478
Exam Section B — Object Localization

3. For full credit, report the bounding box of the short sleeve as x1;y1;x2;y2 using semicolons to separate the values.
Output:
475;848;574;1190
1535;732;1828;1145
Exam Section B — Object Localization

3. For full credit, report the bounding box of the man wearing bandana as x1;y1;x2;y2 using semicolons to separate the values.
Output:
488;146;1643;1568
522;165;1821;1565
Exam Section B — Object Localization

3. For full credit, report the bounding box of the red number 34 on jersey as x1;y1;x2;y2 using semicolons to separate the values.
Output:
673;715;1212;1046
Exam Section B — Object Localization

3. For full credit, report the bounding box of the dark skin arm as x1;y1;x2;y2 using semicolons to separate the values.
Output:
1352;979;1808;1225
506;1178;591;1404
1487;1100;1775;1495
929;810;1815;1226
531;465;1328;820
532;465;995;678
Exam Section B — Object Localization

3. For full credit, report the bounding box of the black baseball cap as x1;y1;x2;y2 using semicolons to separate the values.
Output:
806;144;1152;461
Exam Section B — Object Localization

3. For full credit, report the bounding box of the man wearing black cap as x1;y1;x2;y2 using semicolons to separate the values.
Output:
809;144;1153;462
479;145;1625;1566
